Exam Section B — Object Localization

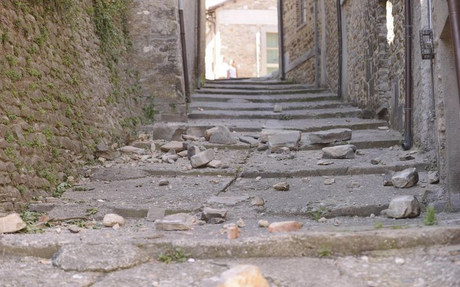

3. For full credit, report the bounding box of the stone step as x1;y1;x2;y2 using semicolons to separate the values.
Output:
191;93;338;103
181;118;388;133
197;88;326;95
299;129;401;150
203;83;313;91
188;107;362;120
205;79;297;85
242;148;432;178
189;100;351;111
225;174;429;218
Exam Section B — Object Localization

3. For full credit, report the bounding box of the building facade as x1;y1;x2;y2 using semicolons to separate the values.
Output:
281;0;460;210
206;0;279;79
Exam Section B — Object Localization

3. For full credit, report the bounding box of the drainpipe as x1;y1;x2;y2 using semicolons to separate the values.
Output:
196;0;202;89
337;0;342;98
447;0;460;100
179;0;191;103
314;0;320;88
278;0;286;80
402;0;413;150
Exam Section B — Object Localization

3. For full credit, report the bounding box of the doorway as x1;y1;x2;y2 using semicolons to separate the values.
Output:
205;0;279;79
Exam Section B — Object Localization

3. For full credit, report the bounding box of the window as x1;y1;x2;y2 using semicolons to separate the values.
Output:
298;0;307;27
266;33;279;74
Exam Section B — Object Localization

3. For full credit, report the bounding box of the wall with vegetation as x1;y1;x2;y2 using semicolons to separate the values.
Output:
0;0;148;212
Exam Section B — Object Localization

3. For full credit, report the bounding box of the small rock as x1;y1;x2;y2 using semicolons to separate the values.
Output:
251;197;265;207
371;158;382;165
103;214;125;227
207;160;223;169
160;141;184;153
155;213;195;231
370;213;376;218
187;145;201;160
317;159;334;166
201;207;228;222
190;150;215;168
269;221;303;233
67;225;80;234
218;265;269;287
119;146;146;155
258;220;270;228
112;223;120;230
318;217;328;223
392;168;419;188
324;178;335;185
383;170;395;186
322;145;356;159
205;126;237;144
383;195;421;219
346;181;361;189
428;171;440;184
159;179;170;186
236;218;245;228
227;224;239;239
256;176;262;181
208;218;226;224
399;154;415;161
378;126;389;130
309;129;352;144
257;144;269;151
273;182;290;191
273;104;283;113
0;213;27;233
395;258;405;265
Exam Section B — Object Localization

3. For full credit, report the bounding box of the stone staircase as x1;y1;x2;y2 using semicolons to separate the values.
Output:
2;79;454;286
187;79;399;145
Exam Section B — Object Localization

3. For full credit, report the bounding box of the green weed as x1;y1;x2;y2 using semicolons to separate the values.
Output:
424;206;437;226
159;248;190;264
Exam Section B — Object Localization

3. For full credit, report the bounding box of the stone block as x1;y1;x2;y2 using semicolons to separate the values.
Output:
201;207;228;222
152;123;185;141
155;213;195;231
0;213;26;233
146;207;165;222
392;168;419;188
205;126;238;145
322;145;356;159
160;141;185;153
190;149;215;168
268;131;301;152
309;129;353;144
383;195;421;219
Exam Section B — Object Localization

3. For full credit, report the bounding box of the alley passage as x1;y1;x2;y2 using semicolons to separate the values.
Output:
2;79;459;286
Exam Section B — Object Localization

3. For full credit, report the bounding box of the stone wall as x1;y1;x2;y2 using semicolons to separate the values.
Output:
128;0;187;122
282;0;316;84
0;0;146;212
